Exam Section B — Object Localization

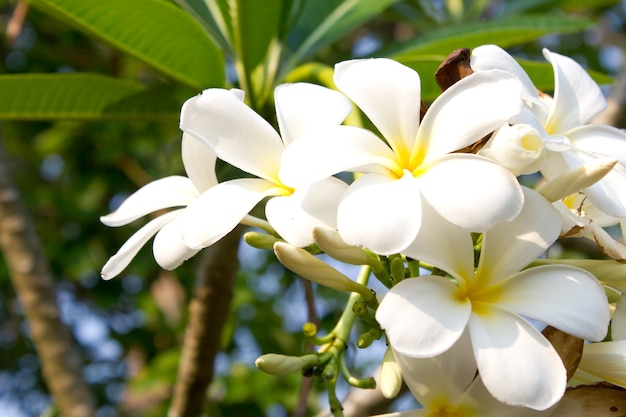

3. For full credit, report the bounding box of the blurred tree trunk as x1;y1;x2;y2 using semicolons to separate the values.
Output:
168;227;242;417
0;134;97;417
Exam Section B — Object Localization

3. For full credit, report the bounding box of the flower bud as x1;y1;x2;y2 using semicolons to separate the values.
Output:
313;227;369;264
379;347;403;399
390;257;406;283
303;322;318;337
255;353;319;376
357;331;373;348
537;157;617;202
243;231;280;250
479;122;545;176
313;227;384;274
274;241;374;301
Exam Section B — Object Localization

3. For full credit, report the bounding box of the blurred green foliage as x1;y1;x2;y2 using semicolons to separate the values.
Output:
0;0;625;416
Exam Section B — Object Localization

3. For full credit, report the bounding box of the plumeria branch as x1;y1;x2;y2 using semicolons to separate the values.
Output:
0;134;97;417
168;227;243;417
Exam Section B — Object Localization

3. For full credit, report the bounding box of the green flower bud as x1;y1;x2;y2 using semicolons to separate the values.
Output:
243;231;280;250
379;348;403;399
303;322;318;337
255;353;319;376
390;257;406;282
322;360;338;381
357;332;373;348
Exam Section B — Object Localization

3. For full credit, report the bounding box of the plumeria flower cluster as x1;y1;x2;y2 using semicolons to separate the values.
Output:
101;45;626;415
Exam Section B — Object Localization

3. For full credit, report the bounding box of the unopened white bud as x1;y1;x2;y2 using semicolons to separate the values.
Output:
244;231;280;250
537;157;617;202
379;348;403;399
255;353;318;375
274;242;374;301
313;227;369;264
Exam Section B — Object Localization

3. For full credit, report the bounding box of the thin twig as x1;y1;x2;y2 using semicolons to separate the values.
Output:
294;278;320;417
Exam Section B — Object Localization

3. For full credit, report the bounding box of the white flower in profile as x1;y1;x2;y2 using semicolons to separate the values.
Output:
280;58;525;255
375;332;556;417
471;45;626;218
101;132;218;280
375;187;610;410
179;83;352;250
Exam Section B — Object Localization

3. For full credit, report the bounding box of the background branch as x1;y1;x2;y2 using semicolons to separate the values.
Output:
168;227;243;417
0;134;97;417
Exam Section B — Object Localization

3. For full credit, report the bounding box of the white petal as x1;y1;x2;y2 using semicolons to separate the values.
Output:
470;45;539;101
403;197;474;282
182;132;218;193
376;276;471;358
612;294;626;340
577;340;626;388
464;373;556;417
101;176;198;226
415;70;522;164
182;178;281;249
543;49;606;134
265;177;348;247
153;216;201;270
468;307;566;410
567;124;626;167
392;330;477;407
493;265;610;341
478;122;546;176
101;210;182;280
279;125;397;187
274;83;352;146
477;187;560;283
418;154;523;232
334;58;421;159
337;172;421;255
555;148;626;217
180;89;284;182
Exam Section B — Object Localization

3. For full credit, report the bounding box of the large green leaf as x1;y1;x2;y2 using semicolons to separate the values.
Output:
378;15;594;59
284;0;401;73
172;0;233;55
0;74;184;120
26;0;226;90
207;0;296;107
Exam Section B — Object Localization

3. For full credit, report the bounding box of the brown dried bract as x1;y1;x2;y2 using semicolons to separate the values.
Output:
435;48;474;92
542;326;584;380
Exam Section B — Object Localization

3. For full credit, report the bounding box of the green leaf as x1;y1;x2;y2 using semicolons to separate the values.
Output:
378;15;594;60
211;0;297;107
172;0;233;55
0;74;185;120
26;0;225;90
285;0;401;72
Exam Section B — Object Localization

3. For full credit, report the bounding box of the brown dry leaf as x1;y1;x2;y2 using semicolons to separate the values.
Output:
542;326;584;380
552;383;626;416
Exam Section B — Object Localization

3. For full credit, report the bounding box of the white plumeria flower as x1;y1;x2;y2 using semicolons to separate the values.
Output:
375;187;610;410
471;44;626;218
375;332;556;417
280;58;525;255
179;83;352;249
554;193;626;262
100;132;217;280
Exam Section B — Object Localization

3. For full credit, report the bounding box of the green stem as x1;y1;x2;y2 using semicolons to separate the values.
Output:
332;265;371;342
241;214;276;235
